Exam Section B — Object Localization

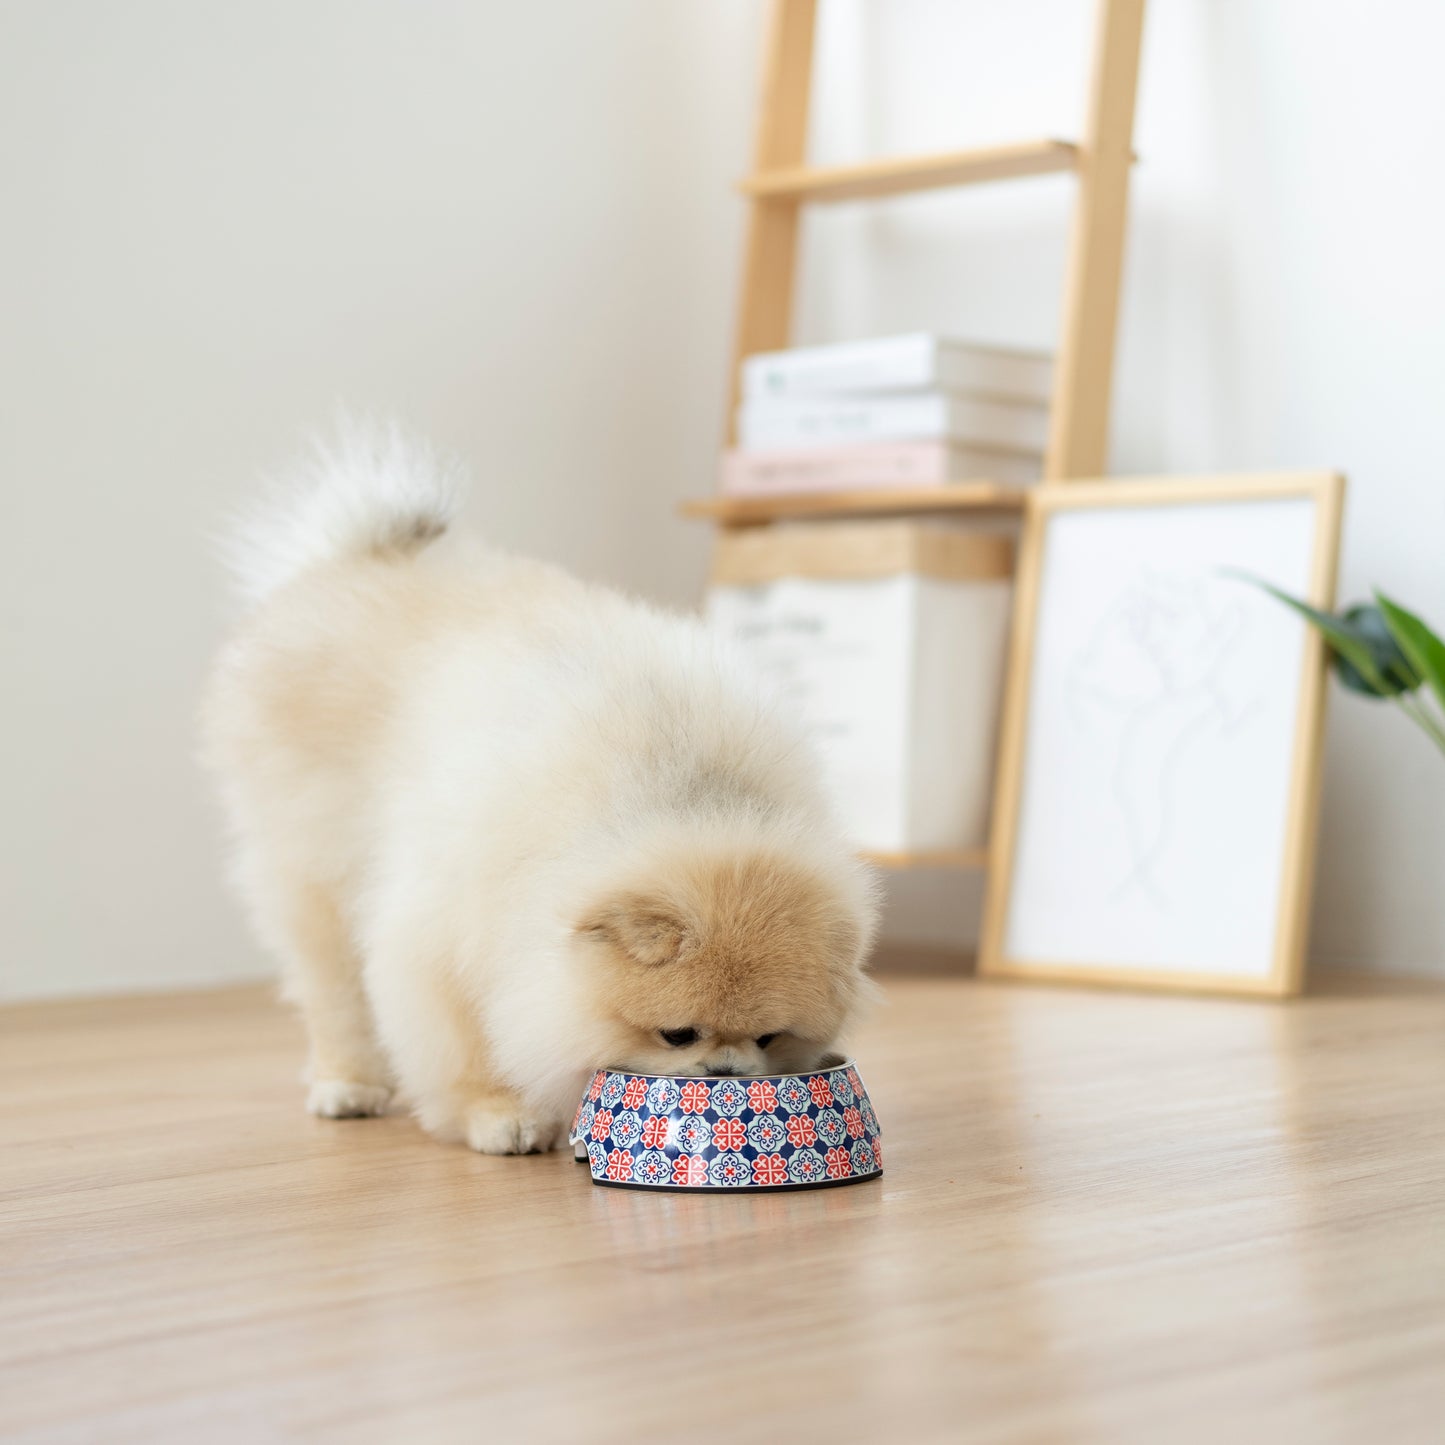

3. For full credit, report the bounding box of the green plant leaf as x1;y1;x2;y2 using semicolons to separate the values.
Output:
1224;573;1413;697
1375;591;1445;716
1334;604;1422;696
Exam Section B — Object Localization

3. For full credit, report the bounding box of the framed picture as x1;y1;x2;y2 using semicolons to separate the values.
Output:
979;472;1345;996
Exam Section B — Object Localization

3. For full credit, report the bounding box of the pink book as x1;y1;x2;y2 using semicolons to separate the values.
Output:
719;441;1039;494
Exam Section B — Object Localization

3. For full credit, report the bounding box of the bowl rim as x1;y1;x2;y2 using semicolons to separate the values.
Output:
589;1054;856;1084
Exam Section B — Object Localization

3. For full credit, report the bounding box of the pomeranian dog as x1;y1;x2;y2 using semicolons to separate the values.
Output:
202;423;879;1153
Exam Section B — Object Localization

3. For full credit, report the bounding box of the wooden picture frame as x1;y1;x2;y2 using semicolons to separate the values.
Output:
979;472;1345;996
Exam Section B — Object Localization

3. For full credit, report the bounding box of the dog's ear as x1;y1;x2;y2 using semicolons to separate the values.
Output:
577;894;691;966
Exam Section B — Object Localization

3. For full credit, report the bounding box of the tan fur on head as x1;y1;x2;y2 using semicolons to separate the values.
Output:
203;423;879;1154
577;840;875;1079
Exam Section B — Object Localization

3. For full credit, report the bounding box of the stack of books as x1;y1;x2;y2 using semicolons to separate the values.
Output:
724;333;1052;496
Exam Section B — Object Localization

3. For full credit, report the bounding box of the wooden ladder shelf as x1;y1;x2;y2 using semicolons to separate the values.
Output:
686;0;1147;870
686;0;1146;530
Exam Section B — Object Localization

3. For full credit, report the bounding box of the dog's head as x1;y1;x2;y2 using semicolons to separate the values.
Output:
574;834;878;1077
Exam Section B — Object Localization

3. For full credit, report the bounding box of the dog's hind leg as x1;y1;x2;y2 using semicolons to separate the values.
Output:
273;879;395;1118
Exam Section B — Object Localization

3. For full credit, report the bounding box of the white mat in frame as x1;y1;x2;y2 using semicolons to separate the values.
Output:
980;473;1345;996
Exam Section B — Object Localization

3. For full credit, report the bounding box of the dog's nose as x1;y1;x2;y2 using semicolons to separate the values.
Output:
705;1064;740;1077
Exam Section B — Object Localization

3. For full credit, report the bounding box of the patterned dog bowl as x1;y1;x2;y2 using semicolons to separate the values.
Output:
569;1059;882;1192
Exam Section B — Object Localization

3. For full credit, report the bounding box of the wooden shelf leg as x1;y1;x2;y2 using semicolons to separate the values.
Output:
726;0;817;445
1044;0;1147;482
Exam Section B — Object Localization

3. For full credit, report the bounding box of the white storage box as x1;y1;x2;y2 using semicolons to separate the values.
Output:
707;521;1014;854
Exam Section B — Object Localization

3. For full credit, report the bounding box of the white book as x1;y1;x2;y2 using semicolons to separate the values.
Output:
719;442;1040;493
737;391;1050;453
742;333;1053;404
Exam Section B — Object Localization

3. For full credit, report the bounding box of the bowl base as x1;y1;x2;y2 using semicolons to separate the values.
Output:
590;1170;881;1195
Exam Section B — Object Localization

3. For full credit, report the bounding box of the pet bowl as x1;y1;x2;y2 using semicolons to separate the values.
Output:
569;1059;882;1192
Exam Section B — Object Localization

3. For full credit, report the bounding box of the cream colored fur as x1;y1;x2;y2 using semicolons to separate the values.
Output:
202;424;879;1153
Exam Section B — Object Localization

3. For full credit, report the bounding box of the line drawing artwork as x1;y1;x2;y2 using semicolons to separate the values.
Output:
1067;570;1261;906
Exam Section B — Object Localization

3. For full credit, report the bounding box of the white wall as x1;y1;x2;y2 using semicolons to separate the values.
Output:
800;0;1445;976
5;0;1441;999
0;1;763;999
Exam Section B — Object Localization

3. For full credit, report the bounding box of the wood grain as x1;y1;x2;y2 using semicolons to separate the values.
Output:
709;521;1015;586
725;0;816;444
1045;0;1148;480
739;139;1079;204
3;976;1442;1442
861;847;989;871
682;481;1029;526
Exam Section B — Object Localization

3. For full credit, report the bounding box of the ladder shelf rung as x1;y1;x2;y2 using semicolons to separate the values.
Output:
682;483;1030;526
861;848;990;871
739;139;1080;205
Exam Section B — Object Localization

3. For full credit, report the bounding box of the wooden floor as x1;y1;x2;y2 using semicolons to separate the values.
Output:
3;976;1443;1444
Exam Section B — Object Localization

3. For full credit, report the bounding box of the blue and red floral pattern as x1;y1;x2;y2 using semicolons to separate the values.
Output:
752;1153;788;1186
674;1114;711;1155
785;1115;817;1148
672;1155;708;1187
708;1151;750;1186
609;1109;643;1150
712;1117;746;1151
787;1148;827;1184
859;1097;879;1136
709;1079;749;1118
774;1076;813;1116
571;1061;883;1191
633;1149;670;1184
746;1113;787;1153
574;1099;595;1142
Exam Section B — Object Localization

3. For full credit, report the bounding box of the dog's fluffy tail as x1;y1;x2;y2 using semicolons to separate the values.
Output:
223;417;465;606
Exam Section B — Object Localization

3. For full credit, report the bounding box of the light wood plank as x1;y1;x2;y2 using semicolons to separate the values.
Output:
3;978;1444;1442
725;0;817;445
711;524;1015;586
1271;471;1345;992
1045;0;1148;480
862;847;989;870
740;138;1080;204
682;481;1029;526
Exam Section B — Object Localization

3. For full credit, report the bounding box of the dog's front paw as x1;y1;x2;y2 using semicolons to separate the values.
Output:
307;1079;393;1119
464;1101;562;1155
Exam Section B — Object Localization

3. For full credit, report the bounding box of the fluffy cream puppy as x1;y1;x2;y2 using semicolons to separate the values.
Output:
202;425;878;1153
